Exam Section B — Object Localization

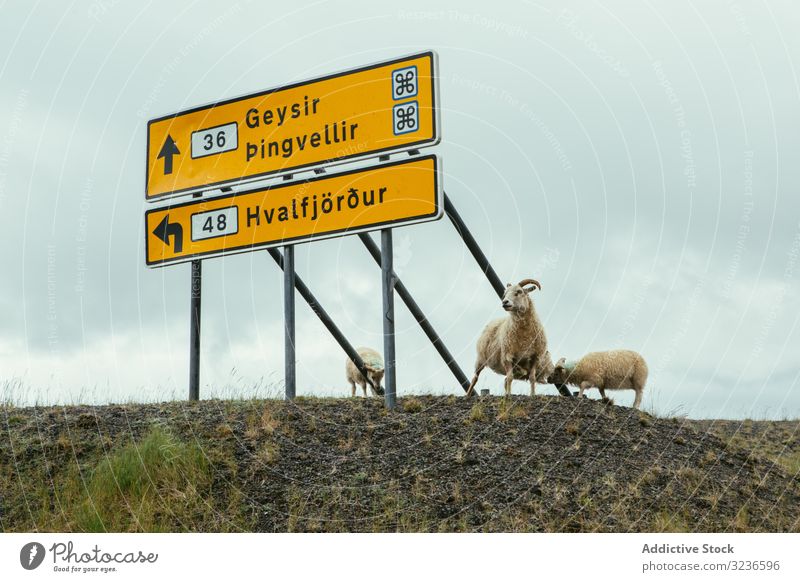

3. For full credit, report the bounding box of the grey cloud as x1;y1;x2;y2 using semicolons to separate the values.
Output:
0;0;798;417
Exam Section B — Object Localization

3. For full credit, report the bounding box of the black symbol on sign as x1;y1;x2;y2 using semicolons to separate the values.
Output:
394;70;416;98
157;134;180;175
153;214;184;253
395;105;417;131
392;66;418;100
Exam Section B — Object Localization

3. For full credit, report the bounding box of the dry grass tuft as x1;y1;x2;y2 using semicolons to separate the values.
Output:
402;398;423;413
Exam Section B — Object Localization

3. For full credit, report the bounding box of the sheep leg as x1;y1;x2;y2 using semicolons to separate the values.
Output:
504;365;514;398
600;388;615;405
579;381;592;399
350;381;357;398
528;365;537;397
633;389;642;409
361;381;369;398
466;365;484;398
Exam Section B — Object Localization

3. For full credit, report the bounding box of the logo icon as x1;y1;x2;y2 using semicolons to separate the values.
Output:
20;542;46;570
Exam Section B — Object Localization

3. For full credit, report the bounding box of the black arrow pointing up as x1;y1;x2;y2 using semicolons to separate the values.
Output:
157;135;180;175
153;215;183;253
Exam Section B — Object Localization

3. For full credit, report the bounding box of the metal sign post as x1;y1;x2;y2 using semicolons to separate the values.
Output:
189;258;201;400
283;245;296;400
381;229;397;409
188;185;202;402
358;232;469;392
147;51;555;404
144;51;444;404
267;248;378;395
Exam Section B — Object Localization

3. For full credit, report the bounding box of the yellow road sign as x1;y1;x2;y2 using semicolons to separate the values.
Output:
146;52;439;201
145;155;441;267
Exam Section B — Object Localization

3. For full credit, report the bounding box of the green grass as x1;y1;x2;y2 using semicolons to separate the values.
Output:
466;402;486;423
777;450;800;476
69;427;212;532
651;510;691;533
2;424;249;532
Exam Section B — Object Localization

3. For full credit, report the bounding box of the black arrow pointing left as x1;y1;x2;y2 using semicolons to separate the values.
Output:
153;214;183;253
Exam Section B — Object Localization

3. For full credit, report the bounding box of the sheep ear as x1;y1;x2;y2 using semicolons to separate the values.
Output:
556;357;566;366
506;283;512;288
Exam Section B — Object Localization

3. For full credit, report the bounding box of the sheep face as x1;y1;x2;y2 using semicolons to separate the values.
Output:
366;366;385;395
537;350;555;383
548;357;569;384
501;281;537;314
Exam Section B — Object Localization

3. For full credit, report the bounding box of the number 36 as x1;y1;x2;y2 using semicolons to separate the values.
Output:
203;131;226;150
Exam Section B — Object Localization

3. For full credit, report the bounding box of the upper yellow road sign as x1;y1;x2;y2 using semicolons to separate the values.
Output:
145;52;439;201
145;155;441;267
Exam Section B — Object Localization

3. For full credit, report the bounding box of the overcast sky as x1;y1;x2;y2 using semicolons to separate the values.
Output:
1;0;798;418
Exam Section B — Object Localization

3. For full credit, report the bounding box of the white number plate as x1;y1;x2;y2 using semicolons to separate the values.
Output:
191;122;238;159
191;206;239;241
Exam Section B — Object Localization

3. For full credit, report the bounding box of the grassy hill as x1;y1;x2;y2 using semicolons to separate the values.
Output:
1;395;798;532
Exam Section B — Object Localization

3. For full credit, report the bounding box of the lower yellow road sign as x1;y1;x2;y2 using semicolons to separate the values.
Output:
145;155;441;267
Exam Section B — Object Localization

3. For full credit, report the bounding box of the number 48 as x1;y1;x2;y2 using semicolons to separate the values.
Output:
202;213;227;233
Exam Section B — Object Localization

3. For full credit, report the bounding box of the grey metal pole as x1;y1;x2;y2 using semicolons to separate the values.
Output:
381;229;397;410
444;192;506;299
189;258;201;401
267;248;379;395
358;232;470;392
283;245;296;400
188;186;204;401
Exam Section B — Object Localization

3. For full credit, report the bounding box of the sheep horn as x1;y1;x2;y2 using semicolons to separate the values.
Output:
518;278;541;291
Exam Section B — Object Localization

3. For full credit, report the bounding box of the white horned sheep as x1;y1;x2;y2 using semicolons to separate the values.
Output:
345;347;385;397
547;350;648;409
466;278;550;398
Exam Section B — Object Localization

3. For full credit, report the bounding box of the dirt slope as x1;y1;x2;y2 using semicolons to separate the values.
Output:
2;395;798;532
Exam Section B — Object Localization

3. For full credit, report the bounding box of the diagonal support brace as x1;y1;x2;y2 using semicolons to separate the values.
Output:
358;232;470;392
444;192;505;299
267;248;380;396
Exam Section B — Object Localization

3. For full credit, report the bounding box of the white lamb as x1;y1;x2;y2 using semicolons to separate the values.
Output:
466;279;550;398
345;347;385;397
547;350;648;409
